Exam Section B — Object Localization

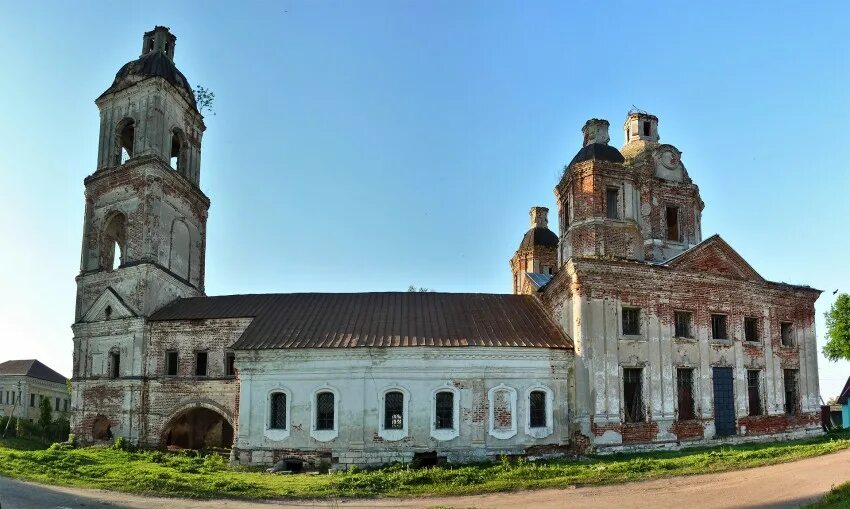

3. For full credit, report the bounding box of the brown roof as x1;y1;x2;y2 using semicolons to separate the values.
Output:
150;292;573;351
838;376;850;405
0;359;68;385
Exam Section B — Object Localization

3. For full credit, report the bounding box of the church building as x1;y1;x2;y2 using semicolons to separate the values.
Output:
71;28;822;469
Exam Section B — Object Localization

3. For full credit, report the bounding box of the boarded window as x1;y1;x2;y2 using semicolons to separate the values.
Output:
665;206;680;242
677;368;695;420
747;370;762;416
529;390;547;428
711;314;728;340
606;188;619;219
784;369;798;415
623;368;644;423
316;392;335;430
744;317;759;342
622;307;641;336
165;351;178;376
435;391;454;429
674;311;692;338
384;391;404;430
195;352;208;377
225;352;236;377
270;392;286;430
781;322;794;347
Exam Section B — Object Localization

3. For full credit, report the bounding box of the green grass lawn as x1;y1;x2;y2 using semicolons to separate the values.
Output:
807;480;850;509
0;432;849;500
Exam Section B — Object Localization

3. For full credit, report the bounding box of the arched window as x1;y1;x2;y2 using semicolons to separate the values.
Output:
269;392;286;430
170;128;187;173
100;212;127;271
384;391;404;430
435;391;454;430
115;118;135;165
529;390;547;428
315;392;334;430
168;219;191;281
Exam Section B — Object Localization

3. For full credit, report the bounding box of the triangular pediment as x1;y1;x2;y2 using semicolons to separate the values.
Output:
664;235;764;282
80;287;137;323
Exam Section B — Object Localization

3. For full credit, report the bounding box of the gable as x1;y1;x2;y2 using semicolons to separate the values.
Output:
664;235;764;282
80;287;137;323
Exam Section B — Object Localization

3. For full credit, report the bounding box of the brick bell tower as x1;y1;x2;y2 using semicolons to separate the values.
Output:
510;207;558;294
71;27;209;443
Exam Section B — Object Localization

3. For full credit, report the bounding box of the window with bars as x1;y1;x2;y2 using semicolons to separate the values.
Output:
606;188;620;219
781;322;794;347
435;391;454;430
677;368;695;420
711;314;728;340
784;369;798;415
747;370;762;416
315;392;335;430
622;307;641;336
744;317;759;342
269;392;286;429
384;391;404;430
623;368;644;423
674;311;693;338
529;390;547;428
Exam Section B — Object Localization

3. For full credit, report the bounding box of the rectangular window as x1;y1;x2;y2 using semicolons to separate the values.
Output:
674;311;693;338
64;399;70;412
622;307;641;336
269;392;286;430
435;391;454;429
623;368;645;423
316;392;335;430
110;352;120;379
744;317;759;342
384;391;404;430
665;206;680;242
55;398;60;411
784;369;798;415
165;351;178;376
225;352;236;377
606;188;619;219
677;368;695;420
643;121;651;136
711;314;728;340
781;322;794;347
195;351;208;377
30;394;35;407
747;370;762;416
529;390;547;428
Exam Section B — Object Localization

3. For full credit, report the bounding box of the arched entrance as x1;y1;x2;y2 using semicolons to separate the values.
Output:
162;407;234;449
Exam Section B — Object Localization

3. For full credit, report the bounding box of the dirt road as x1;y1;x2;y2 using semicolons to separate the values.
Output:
2;449;849;508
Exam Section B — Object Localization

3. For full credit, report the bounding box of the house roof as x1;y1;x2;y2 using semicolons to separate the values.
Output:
150;292;574;351
837;376;850;405
0;359;68;385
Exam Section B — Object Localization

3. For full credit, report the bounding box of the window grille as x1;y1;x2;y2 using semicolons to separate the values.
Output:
529;390;547;428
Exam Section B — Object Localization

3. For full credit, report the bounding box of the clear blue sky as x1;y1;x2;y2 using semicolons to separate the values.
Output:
1;1;848;399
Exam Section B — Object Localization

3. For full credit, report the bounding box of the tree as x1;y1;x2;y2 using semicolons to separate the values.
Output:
407;285;434;292
824;293;850;361
193;85;215;116
38;396;52;429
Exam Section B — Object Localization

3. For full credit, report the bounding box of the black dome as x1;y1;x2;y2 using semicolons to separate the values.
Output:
100;51;197;108
519;227;559;250
568;143;625;167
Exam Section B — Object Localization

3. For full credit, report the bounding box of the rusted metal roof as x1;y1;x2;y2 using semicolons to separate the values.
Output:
0;359;68;385
150;292;573;351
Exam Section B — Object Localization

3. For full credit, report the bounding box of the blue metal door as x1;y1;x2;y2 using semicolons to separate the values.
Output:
713;367;735;436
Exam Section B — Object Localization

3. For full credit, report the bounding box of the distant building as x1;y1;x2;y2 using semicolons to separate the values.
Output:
0;360;70;421
71;27;823;469
836;377;850;428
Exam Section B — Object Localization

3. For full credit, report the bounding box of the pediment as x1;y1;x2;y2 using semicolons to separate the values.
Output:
664;235;764;282
80;287;137;323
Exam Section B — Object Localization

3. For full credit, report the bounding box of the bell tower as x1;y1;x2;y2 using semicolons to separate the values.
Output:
71;27;209;442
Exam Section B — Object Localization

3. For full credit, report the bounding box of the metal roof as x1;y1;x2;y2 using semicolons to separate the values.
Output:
150;292;573;351
567;143;625;168
519;227;559;250
0;359;68;385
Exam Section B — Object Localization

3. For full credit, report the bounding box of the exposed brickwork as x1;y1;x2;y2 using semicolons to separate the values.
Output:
672;420;706;441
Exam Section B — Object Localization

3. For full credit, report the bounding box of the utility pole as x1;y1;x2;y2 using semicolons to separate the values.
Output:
2;380;22;438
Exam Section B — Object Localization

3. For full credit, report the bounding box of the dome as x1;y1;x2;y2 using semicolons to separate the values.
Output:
519;227;559;250
99;50;197;109
567;143;625;168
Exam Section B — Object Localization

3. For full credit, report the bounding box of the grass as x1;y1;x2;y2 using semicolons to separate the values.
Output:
807;481;850;508
0;432;849;500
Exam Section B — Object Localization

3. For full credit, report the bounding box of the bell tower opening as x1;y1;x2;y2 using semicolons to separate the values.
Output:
100;212;127;271
115;118;135;166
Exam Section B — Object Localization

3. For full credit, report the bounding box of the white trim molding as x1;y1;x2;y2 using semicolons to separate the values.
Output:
378;386;410;442
488;384;517;439
310;385;339;442
524;384;554;439
430;384;460;441
263;387;291;441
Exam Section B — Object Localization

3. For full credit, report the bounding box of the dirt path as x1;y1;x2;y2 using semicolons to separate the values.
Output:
2;449;849;509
